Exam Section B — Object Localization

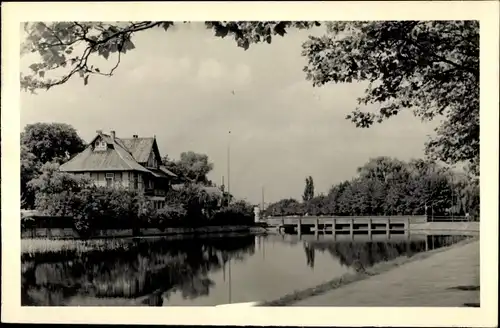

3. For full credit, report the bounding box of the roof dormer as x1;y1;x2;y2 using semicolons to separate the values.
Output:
94;139;107;151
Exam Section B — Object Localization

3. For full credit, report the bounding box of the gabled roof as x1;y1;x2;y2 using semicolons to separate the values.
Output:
148;167;177;179
118;137;155;163
159;165;178;178
59;132;153;173
59;146;150;172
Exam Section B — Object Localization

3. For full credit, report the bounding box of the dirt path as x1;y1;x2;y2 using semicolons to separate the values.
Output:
293;240;479;306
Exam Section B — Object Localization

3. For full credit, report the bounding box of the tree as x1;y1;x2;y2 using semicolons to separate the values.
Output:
212;199;255;226
21;21;319;92
265;198;302;216
302;21;478;172
21;145;41;208
164;183;221;222
28;162;93;217
162;151;214;185
21;21;479;172
327;180;350;215
21;123;86;165
20;122;86;208
269;156;467;217
302;176;315;202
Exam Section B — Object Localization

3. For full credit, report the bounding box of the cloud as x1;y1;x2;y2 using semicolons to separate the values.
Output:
193;59;252;91
127;57;192;84
196;58;225;82
233;64;252;85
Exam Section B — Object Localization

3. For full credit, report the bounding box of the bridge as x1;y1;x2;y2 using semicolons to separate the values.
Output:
264;215;478;238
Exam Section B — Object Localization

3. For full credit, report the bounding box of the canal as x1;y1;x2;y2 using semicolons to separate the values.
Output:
21;233;472;306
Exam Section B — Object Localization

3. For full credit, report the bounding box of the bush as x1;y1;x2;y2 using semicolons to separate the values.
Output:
165;184;222;223
27;166;257;233
29;167;149;237
211;200;255;226
145;204;187;230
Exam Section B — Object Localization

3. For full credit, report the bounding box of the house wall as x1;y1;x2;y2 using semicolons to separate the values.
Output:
74;171;144;190
72;171;168;209
74;171;168;194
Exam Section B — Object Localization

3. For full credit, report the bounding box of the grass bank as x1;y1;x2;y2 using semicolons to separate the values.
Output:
21;238;130;255
259;236;478;306
21;228;267;255
22;224;267;241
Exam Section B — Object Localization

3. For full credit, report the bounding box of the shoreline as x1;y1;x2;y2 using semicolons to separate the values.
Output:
258;236;478;306
21;224;268;241
21;226;268;255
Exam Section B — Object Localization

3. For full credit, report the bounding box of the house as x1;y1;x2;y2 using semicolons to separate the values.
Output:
59;130;177;209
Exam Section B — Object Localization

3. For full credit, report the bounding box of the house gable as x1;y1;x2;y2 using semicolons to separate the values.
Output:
145;139;162;168
59;131;148;173
93;135;109;152
146;150;157;168
88;132;117;152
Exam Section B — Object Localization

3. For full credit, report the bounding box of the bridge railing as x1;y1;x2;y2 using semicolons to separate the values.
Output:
427;215;478;222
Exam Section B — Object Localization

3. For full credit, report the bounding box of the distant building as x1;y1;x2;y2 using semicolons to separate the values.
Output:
59;130;177;209
254;206;261;222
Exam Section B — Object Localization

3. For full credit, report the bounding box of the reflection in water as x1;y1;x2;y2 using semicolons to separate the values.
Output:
22;235;255;306
304;243;315;269
21;234;470;306
304;235;469;271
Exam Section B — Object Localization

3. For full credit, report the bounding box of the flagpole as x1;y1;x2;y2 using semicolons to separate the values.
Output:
261;186;265;212
227;131;231;204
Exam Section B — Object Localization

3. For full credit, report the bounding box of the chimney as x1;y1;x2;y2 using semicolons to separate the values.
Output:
133;134;138;139
96;130;102;134
110;130;116;140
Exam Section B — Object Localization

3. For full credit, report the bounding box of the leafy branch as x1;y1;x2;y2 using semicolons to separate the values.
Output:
21;21;320;93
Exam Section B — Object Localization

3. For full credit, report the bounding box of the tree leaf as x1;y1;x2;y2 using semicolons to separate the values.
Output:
83;75;89;86
101;48;110;60
240;39;250;51
161;22;173;31
123;39;135;51
274;23;287;37
214;25;229;38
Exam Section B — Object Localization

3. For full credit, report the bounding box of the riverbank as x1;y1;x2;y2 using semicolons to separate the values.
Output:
260;237;479;306
21;224;267;241
21;226;267;255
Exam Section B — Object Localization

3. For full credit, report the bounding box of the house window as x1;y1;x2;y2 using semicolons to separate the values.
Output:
95;140;107;151
133;172;138;190
105;173;114;188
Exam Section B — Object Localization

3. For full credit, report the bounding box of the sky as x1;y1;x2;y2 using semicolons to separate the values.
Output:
20;22;438;204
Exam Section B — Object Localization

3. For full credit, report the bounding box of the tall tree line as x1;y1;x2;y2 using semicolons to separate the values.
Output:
265;157;479;218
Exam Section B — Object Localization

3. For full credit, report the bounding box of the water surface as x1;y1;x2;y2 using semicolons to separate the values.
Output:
21;233;470;306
